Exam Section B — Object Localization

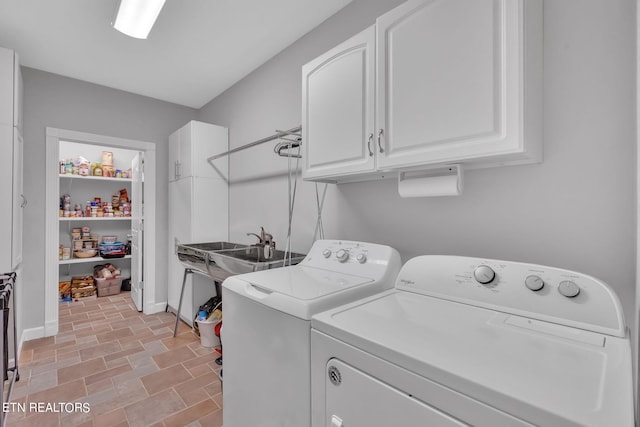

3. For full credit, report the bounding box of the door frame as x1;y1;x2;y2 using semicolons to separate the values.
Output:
636;0;639;418
45;127;158;338
631;0;640;425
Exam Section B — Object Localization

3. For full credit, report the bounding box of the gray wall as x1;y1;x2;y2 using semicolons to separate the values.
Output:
22;67;195;330
18;0;636;378
198;0;637;332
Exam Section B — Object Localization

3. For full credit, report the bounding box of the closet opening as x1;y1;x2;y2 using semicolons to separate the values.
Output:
44;128;157;340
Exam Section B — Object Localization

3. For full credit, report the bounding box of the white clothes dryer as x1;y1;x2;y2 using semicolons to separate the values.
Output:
221;240;401;427
311;255;634;427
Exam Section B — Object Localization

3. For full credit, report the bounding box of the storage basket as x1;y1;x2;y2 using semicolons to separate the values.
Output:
95;277;122;297
59;281;71;302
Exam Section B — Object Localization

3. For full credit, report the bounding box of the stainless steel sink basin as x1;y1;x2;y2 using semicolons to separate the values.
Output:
207;246;306;280
177;241;249;278
176;241;306;282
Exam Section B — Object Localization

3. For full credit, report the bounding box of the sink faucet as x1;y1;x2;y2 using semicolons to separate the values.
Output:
247;226;273;247
246;232;263;244
247;227;275;259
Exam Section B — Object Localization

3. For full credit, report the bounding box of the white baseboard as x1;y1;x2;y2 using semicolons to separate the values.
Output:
144;301;167;315
13;329;39;371
44;320;58;337
20;326;45;345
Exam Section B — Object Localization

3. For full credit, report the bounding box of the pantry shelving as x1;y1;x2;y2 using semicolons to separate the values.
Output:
59;174;132;183
58;143;136;300
59;255;132;265
59;217;132;222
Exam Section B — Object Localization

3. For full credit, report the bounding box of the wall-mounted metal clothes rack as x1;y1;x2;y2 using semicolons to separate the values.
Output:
0;272;19;427
206;126;302;163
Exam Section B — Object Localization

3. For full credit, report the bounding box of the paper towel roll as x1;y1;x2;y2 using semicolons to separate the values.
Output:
398;166;463;197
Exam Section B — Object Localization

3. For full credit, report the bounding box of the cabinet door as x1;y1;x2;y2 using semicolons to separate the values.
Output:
192;177;228;242
191;121;229;179
178;124;192;179
13;52;22;132
0;48;13;127
376;0;527;169
0;125;11;272
302;26;375;181
11;129;22;269
131;153;143;311
167;179;195;322
168;128;180;182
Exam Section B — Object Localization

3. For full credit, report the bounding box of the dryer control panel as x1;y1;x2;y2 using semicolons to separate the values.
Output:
396;255;626;338
301;240;402;283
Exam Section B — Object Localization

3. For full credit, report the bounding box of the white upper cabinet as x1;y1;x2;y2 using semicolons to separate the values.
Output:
168;120;229;182
302;26;375;180
377;0;541;169
302;0;542;183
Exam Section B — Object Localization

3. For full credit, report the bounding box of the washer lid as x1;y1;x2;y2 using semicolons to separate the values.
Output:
223;265;392;320
312;290;634;427
237;265;373;299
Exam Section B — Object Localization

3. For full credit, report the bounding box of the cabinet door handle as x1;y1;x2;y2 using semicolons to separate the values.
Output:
175;161;180;179
20;194;26;208
377;129;384;153
367;133;374;157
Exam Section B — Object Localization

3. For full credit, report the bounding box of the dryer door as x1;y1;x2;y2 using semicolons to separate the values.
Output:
324;359;468;427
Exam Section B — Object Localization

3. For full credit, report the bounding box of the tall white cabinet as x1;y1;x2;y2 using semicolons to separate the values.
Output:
168;121;228;326
302;0;542;183
0;46;23;272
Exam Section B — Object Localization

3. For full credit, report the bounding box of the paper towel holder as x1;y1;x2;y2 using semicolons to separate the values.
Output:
398;164;463;197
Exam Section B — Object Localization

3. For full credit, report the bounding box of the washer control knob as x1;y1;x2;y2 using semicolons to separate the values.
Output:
322;249;332;258
474;265;496;284
558;281;580;298
335;249;349;263
525;275;544;291
356;253;367;264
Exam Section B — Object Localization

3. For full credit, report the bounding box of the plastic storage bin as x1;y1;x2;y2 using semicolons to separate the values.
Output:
95;277;122;297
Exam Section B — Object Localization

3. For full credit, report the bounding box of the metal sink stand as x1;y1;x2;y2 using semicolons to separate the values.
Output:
173;268;220;337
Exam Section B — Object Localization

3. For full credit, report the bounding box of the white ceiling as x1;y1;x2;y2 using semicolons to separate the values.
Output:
0;0;352;108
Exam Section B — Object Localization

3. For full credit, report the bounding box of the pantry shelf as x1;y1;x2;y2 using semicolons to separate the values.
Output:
59;255;132;265
59;217;133;222
59;174;132;182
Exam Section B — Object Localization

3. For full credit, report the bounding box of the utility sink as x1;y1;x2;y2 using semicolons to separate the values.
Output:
176;241;306;282
207;246;307;280
176;241;249;280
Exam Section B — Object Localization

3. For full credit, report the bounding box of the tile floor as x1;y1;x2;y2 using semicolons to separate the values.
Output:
5;293;223;427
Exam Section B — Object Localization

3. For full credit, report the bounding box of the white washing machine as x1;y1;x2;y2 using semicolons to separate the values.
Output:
221;240;401;427
311;255;635;427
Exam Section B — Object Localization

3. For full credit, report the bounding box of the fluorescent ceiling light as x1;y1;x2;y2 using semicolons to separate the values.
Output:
113;0;166;39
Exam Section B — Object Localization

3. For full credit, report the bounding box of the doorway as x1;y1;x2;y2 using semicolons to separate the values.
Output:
45;127;158;338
